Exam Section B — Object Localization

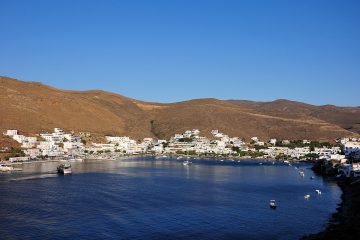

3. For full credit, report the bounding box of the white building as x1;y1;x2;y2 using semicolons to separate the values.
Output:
152;145;164;153
4;130;18;136
106;136;131;143
12;134;26;143
255;141;265;146
21;142;35;149
24;148;41;158
192;129;200;135
9;156;30;162
90;143;116;152
269;139;277;145
63;141;84;155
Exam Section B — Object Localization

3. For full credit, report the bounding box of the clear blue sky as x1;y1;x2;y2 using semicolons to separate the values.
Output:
0;0;359;106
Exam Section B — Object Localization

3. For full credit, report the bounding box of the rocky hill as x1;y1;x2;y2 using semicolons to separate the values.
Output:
0;76;359;142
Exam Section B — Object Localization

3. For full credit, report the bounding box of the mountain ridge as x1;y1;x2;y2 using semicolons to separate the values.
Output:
0;76;359;142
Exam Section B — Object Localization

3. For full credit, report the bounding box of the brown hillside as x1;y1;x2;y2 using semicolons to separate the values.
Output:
0;76;358;143
0;76;153;140
228;99;360;135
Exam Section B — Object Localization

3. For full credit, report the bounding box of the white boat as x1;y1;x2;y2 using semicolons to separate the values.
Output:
182;160;192;166
269;200;277;209
68;158;83;162
0;164;14;172
315;189;322;195
284;161;290;164
304;194;310;200
57;163;72;174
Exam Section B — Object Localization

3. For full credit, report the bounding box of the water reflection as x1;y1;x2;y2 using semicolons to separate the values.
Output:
0;157;341;240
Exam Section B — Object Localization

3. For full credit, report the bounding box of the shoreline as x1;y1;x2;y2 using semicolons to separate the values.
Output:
302;165;360;239
0;154;312;173
2;153;310;164
2;155;347;239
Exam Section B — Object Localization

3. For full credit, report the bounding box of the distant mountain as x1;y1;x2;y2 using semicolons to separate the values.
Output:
0;76;359;143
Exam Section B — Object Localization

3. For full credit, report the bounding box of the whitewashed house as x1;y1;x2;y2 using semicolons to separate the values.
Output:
24;148;41;159
4;130;18;136
12;134;26;143
269;139;277;145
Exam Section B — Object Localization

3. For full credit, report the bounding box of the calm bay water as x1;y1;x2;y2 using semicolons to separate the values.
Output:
0;157;341;240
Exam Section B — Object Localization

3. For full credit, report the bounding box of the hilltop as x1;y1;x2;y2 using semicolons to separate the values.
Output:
0;76;359;142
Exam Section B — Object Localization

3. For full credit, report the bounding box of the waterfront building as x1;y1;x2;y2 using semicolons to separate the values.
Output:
23;148;41;159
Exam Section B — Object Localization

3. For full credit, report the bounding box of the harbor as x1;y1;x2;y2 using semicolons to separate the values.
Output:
0;157;341;240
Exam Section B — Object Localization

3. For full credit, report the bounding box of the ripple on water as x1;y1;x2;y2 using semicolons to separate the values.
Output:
0;158;341;240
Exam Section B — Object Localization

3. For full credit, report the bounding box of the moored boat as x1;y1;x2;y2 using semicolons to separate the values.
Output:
182;160;192;166
270;200;277;209
57;163;72;174
0;164;14;172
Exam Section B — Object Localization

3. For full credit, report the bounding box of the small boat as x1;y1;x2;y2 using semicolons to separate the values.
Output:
68;158;83;162
315;190;322;195
57;163;72;174
299;171;305;177
259;162;263;165
284;161;290;164
0;164;14;172
220;160;224;162
182;160;192;166
304;194;310;200
310;176;315;180
269;200;277;209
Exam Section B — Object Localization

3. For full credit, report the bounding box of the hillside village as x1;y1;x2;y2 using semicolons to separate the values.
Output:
1;128;360;176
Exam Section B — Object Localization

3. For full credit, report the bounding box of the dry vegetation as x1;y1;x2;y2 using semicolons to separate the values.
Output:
0;76;359;146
